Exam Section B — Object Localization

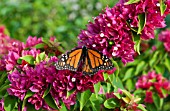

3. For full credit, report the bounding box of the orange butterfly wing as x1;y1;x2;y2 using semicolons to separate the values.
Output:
82;57;93;75
82;48;113;75
55;48;83;71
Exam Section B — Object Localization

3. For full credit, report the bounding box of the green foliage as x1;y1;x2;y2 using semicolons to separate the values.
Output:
0;71;9;98
0;0;118;50
77;89;92;110
125;0;140;5
1;0;170;111
137;13;146;34
19;55;35;65
4;95;17;111
104;98;120;109
120;33;170;111
44;93;59;109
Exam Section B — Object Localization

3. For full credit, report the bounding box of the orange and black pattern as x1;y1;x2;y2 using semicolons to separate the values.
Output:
55;46;113;75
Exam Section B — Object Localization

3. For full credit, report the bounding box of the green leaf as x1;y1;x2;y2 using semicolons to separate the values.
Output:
66;89;76;99
132;32;141;55
149;51;160;67
0;84;10;97
111;75;124;89
164;57;170;72
114;93;122;99
160;0;167;16
135;39;141;55
146;103;157;111
77;89;92;111
133;89;143;96
24;90;34;100
126;59;141;67
17;58;22;64
122;90;133;100
123;68;135;81
48;53;55;57
36;52;46;63
35;55;41;63
107;83;112;93
43;85;51;98
26;103;41;111
104;98;120;109
39;52;46;60
34;43;46;49
44;93;59;110
154;64;165;74
59;102;67;111
0;71;7;86
20;55;35;65
0;79;10;97
4;95;17;111
89;94;101;111
137;104;147;111
22;90;34;111
161;88;168;97
137;13;146;34
94;82;101;98
126;79;135;91
111;60;119;77
42;38;50;45
160;98;163;109
135;61;146;75
82;106;91;111
103;73;108;81
152;93;161;110
125;0;140;5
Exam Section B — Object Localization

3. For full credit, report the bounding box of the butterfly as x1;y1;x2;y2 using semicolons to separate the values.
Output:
55;46;113;76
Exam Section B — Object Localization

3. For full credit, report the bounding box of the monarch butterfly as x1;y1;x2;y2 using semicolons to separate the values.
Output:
55;46;113;75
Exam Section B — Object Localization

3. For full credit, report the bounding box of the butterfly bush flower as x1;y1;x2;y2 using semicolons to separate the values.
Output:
136;71;170;103
78;0;170;64
159;29;170;52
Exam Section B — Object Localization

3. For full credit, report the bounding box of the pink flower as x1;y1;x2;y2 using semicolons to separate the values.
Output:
136;75;152;89
78;6;135;64
159;29;170;52
5;51;20;71
50;69;104;109
136;71;170;102
0;59;5;71
0;26;21;57
144;91;153;103
25;36;42;48
0;99;5;111
78;0;170;64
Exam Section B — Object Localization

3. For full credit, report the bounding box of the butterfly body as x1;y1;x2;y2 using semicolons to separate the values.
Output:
55;46;113;75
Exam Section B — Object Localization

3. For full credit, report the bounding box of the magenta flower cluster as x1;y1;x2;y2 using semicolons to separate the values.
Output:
0;26;21;71
0;26;20;57
136;71;170;103
0;35;109;110
159;29;170;52
78;0;170;64
7;56;105;110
